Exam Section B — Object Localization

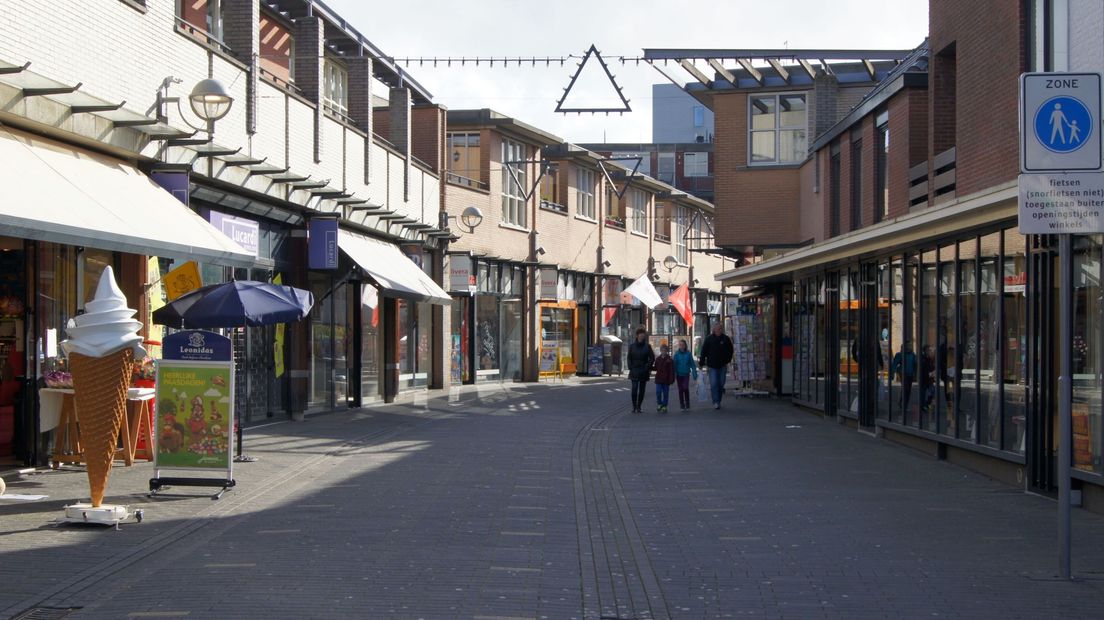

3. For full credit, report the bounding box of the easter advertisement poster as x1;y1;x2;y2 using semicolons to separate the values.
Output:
154;362;233;470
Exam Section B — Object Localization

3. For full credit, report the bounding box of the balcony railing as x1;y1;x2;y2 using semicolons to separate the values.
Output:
908;147;956;210
654;233;671;243
446;172;488;190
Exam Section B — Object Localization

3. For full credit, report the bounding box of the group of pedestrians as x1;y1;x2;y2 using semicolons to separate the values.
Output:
625;322;735;413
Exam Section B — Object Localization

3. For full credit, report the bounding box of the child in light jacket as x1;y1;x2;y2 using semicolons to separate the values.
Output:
672;339;698;410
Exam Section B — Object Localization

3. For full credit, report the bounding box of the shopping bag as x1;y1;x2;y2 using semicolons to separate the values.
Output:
696;374;709;402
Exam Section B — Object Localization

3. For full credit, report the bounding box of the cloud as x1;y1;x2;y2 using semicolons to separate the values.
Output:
203;388;222;398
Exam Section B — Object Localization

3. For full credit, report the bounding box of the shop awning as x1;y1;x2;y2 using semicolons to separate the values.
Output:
0;126;254;267
338;230;452;305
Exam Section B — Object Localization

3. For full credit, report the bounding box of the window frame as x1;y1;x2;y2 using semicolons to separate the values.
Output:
875;111;890;223
674;207;689;264
683;152;709;177
501;138;528;228
323;58;349;117
748;92;808;166
575;167;596;220
629;189;648;235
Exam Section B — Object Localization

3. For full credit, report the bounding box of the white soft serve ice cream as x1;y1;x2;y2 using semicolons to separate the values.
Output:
61;266;146;359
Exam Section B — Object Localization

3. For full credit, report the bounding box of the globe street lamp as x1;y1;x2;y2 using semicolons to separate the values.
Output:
662;255;679;273
188;78;234;122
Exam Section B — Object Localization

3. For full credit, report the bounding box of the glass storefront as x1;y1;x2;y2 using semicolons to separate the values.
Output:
308;272;353;410
791;226;1030;455
539;303;575;374
360;283;380;402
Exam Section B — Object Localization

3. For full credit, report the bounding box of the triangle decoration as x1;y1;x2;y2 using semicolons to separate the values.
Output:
598;156;642;200
555;45;632;114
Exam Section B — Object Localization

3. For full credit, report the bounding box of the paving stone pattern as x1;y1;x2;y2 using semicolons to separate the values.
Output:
3;379;1104;619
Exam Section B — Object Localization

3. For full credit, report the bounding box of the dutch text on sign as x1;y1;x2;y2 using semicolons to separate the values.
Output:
1018;173;1104;234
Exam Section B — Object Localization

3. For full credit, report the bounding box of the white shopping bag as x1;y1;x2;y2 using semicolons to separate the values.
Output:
696;373;709;403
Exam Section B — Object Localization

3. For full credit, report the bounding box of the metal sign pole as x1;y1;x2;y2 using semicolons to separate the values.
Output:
1058;232;1072;580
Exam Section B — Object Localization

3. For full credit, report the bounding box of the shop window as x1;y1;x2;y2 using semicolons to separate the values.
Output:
447;132;483;188
937;244;957;437
259;10;295;86
1002;231;1028;453
876;261;894;422
749;93;806;165
979;232;1001;448
178;0;225;46
920;250;938;432
1072;235;1102;473
956;239;978;441
501;138;528;228
324;59;349;118
575;167;596;220
80;249;114;308
361;284;381;400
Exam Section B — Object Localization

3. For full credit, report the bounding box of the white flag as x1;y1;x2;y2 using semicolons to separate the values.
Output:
624;273;663;309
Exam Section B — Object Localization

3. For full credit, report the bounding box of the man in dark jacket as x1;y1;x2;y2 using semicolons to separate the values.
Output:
626;328;656;413
698;322;734;409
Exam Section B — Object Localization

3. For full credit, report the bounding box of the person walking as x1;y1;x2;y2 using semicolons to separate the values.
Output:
672;339;698;410
626;328;656;413
653;343;675;413
698;322;734;410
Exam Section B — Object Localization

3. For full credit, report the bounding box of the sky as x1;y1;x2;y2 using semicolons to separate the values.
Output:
326;0;929;144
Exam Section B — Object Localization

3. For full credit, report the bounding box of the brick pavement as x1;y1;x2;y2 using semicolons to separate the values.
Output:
2;379;1104;619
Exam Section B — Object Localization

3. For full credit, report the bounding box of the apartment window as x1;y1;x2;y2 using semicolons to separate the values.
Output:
749;93;807;165
829;144;842;236
657;152;675;183
323;59;349;117
447;132;482;187
683;152;708;177
501;138;528;227
629;189;647;234
875;111;889;222
259;10;295;85
693;106;705;128
655;203;671;241
674;207;688;264
178;0;224;43
850;138;863;231
606;185;623;226
576;167;596;219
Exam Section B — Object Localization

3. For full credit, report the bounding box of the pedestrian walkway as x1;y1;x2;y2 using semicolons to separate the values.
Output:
2;379;1104;619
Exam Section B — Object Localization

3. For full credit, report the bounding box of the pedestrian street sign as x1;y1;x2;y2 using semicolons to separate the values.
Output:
1021;72;1102;173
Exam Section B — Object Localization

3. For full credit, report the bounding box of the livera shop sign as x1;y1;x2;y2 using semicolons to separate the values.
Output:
208;210;260;256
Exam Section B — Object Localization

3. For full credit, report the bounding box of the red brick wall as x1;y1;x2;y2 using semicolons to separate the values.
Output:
373;109;391;142
713;91;802;247
930;0;1026;197
411;105;445;173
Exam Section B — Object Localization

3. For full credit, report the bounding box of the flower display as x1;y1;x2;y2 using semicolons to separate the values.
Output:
131;357;157;386
44;370;73;389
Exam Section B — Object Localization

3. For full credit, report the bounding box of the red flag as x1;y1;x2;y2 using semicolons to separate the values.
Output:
670;284;693;327
603;306;618;326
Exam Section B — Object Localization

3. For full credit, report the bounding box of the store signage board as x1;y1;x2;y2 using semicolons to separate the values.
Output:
1020;73;1101;173
208;211;259;256
163;261;202;301
308;218;339;270
539;267;558;300
1018;173;1104;234
151;330;236;497
449;254;476;293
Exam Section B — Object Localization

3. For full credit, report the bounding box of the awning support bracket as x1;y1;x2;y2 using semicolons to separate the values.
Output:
22;81;82;97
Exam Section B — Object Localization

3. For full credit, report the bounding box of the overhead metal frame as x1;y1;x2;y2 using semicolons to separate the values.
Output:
597;156;643;200
554;44;631;115
502;158;556;205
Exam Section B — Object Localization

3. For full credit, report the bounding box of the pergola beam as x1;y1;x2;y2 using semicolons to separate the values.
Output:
678;59;712;86
766;58;790;83
797;58;817;79
736;59;762;85
706;59;737;85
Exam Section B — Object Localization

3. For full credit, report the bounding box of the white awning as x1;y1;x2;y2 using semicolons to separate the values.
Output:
338;229;452;305
0;126;254;266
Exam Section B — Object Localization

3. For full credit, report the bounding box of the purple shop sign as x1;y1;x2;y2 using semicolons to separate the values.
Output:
308;218;339;270
208;210;259;256
149;170;190;205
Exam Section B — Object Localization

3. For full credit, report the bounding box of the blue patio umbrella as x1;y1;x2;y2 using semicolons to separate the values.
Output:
152;280;313;328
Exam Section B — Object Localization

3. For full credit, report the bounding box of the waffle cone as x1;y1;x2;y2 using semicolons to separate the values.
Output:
70;349;134;507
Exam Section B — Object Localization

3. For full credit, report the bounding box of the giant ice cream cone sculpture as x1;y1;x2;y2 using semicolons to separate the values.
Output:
61;266;146;507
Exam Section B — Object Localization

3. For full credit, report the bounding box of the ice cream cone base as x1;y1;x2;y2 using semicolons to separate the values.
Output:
70;348;134;507
61;502;141;526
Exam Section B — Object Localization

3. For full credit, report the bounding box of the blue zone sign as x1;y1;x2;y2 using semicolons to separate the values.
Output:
1021;73;1102;173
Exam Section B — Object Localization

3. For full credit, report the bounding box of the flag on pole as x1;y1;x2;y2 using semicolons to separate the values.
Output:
669;283;693;327
624;273;663;309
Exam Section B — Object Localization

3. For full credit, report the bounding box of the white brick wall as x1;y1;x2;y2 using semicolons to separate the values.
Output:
0;0;439;227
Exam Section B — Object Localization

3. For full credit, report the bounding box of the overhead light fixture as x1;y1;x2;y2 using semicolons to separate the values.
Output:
662;255;678;273
460;206;483;232
188;78;234;122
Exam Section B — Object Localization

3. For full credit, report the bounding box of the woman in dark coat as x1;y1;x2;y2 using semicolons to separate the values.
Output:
626;328;656;413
